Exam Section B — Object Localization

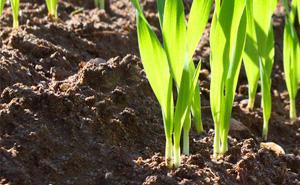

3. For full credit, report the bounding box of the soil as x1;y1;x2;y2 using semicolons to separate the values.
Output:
0;1;299;185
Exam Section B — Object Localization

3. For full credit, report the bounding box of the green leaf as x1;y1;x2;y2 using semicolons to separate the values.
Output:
283;0;299;119
221;10;247;135
253;0;277;138
190;65;203;132
187;0;212;60
186;0;212;133
283;21;298;101
209;1;224;125
162;0;186;85
210;0;247;154
156;0;165;26
243;0;260;108
45;0;51;13
253;0;277;56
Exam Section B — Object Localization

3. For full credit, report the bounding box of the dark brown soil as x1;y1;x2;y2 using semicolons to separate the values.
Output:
0;1;299;185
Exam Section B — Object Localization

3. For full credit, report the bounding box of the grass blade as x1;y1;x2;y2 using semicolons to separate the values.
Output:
297;0;300;83
187;0;212;60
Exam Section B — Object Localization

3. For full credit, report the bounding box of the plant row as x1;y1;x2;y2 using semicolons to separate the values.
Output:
0;0;109;28
0;0;299;169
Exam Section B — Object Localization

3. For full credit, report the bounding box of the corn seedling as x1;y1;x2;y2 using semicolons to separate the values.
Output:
155;0;212;155
95;0;105;10
131;0;212;168
45;0;58;18
242;0;277;139
283;0;300;120
210;0;247;156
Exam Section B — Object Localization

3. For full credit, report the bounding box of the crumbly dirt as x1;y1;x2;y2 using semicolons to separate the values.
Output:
0;1;299;185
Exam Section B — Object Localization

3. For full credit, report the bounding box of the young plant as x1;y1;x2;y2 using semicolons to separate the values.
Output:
156;0;212;155
242;0;277;139
45;0;58;18
95;0;105;10
131;0;212;168
210;0;247;156
282;0;300;120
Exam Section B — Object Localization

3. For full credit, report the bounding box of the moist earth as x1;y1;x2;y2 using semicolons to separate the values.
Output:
0;1;299;185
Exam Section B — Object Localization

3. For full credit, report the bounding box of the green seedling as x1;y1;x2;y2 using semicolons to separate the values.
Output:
242;0;277;139
155;0;212;155
131;0;212;168
210;0;247;156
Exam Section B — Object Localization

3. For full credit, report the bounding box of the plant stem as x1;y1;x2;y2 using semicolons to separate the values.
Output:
13;17;19;29
213;124;220;157
247;96;255;110
182;114;191;155
165;138;173;168
11;0;19;29
290;99;297;121
173;140;181;168
262;117;269;140
220;129;228;154
183;129;189;155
